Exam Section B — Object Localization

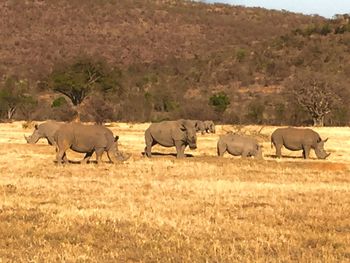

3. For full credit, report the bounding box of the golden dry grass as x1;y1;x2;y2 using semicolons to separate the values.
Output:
0;122;349;262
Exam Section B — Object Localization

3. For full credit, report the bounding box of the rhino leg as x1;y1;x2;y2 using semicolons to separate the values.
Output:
217;142;227;157
175;141;185;158
145;130;154;158
47;136;56;146
255;147;263;159
56;149;67;164
95;148;104;164
303;146;311;159
274;143;282;158
81;152;94;164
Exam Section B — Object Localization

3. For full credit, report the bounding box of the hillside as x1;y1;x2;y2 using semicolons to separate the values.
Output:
0;0;349;125
0;0;321;77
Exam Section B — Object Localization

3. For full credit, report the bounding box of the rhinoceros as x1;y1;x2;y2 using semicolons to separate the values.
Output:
144;119;197;158
25;120;63;145
55;122;130;164
187;120;206;134
217;134;262;159
204;120;216;133
271;127;330;159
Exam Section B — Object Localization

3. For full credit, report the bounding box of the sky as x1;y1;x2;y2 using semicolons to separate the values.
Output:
206;0;350;18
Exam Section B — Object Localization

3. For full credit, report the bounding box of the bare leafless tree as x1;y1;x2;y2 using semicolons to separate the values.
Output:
291;77;339;126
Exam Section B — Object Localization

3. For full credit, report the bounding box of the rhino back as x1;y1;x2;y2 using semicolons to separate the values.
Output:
40;121;63;137
221;134;258;155
148;121;183;147
272;128;320;150
57;123;113;152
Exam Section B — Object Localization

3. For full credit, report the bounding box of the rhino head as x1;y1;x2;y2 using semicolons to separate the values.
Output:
255;145;263;159
108;135;131;162
24;124;41;144
315;138;331;159
204;121;216;134
180;120;197;150
194;121;206;135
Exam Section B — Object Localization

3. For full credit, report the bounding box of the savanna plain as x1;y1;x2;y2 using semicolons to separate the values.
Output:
0;122;349;262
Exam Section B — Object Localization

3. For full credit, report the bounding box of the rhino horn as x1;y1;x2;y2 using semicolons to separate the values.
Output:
323;138;329;143
326;153;331;158
24;135;29;142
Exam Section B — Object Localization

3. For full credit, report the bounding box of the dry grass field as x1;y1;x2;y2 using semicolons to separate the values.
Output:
0;122;349;262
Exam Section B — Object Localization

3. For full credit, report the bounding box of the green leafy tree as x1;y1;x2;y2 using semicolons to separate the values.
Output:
47;57;123;119
209;92;230;114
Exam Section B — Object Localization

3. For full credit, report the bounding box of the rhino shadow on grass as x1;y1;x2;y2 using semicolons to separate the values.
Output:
265;154;311;159
142;151;194;158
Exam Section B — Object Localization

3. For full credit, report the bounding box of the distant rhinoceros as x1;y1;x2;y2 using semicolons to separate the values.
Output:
55;122;130;164
217;134;262;159
271;127;330;159
25;121;63;145
204;120;216;134
187;120;206;134
144;119;197;158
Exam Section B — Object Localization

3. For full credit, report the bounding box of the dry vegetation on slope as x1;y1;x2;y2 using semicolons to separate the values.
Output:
0;122;349;261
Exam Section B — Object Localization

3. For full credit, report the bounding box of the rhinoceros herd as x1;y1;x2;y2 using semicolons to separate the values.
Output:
24;120;331;164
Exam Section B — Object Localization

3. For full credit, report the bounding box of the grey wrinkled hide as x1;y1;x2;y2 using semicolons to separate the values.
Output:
144;119;197;158
217;134;262;159
204;120;216;133
55;122;129;164
271;127;330;159
25;121;63;145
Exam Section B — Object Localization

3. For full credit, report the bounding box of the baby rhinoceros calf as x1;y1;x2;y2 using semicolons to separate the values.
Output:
55;122;129;164
217;134;263;159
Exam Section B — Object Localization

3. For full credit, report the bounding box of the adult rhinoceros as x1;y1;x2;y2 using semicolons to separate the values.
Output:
55;122;130;164
271;127;330;159
144;119;197;158
25;120;63;145
217;134;262;159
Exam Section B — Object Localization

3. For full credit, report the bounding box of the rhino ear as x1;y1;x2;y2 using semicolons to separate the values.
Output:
178;119;187;131
114;135;119;142
34;124;38;130
180;125;187;131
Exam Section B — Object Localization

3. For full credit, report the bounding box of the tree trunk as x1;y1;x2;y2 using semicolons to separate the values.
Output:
72;105;81;122
313;115;325;127
7;107;16;120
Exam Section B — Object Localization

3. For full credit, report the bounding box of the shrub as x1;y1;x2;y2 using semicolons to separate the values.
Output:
209;92;230;114
235;48;246;62
51;96;67;108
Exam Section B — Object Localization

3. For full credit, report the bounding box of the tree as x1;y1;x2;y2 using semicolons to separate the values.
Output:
0;76;36;120
46;57;123;119
209;92;230;114
289;74;340;127
246;98;265;124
